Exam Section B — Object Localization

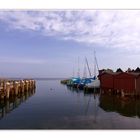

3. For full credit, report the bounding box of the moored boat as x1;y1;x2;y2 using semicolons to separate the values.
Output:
77;77;95;89
66;77;81;87
85;78;100;89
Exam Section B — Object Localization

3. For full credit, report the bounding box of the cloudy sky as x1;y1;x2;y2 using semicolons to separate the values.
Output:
0;10;140;78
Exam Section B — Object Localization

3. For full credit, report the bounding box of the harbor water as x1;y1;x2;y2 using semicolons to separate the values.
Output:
0;80;140;129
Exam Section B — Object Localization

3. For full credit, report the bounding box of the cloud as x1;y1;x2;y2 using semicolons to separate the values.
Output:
0;10;140;51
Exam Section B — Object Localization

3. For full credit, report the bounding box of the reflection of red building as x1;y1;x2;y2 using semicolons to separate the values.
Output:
99;72;140;95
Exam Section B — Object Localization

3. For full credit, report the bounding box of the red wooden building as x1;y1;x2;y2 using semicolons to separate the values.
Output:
99;72;115;89
99;72;140;95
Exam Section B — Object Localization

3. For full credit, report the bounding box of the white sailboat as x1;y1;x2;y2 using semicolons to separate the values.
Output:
85;49;100;89
86;78;100;88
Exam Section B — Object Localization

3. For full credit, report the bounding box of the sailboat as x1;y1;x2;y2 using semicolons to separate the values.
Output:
85;50;100;89
66;57;81;87
77;57;95;89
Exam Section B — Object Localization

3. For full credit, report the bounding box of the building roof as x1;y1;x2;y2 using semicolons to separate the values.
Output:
99;71;120;76
99;71;140;78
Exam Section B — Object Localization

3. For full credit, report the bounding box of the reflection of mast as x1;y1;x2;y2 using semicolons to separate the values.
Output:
84;94;92;115
93;95;98;123
84;94;99;124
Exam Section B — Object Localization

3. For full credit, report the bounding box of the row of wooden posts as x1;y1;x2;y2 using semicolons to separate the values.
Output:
0;79;36;99
0;88;35;119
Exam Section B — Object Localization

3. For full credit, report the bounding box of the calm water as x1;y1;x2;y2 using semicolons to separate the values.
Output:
0;80;140;129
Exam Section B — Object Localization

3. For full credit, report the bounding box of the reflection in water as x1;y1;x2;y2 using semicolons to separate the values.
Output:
67;85;140;118
1;80;140;129
99;94;140;118
66;85;100;122
66;86;80;93
66;85;100;94
0;88;35;120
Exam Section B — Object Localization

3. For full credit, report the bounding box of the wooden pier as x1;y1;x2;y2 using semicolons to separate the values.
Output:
0;79;36;99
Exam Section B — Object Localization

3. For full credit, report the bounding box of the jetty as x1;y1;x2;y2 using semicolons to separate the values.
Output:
0;79;36;99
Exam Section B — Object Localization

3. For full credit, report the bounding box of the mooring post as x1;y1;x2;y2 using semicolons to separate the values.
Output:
0;81;4;99
84;86;88;93
20;80;25;93
28;80;31;89
121;89;125;97
93;87;95;93
25;80;29;92
30;80;33;89
33;80;36;88
6;81;11;99
3;81;6;93
14;81;19;95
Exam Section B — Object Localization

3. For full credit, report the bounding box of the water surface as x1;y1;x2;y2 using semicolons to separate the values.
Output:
0;80;140;129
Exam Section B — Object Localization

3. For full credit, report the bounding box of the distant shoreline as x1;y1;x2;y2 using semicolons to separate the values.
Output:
34;78;67;80
0;77;67;80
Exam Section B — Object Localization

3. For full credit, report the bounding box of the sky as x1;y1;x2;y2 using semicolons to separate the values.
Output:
0;10;140;78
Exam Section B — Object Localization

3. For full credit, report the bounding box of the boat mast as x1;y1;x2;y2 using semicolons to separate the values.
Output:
94;50;96;77
83;58;87;78
72;64;75;77
77;57;80;78
94;49;99;75
85;57;92;78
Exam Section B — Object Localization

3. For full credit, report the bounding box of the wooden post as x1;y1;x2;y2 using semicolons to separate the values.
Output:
20;80;25;93
28;80;31;89
101;89;104;94
25;80;29;92
121;89;125;97
6;82;11;99
14;81;19;95
30;80;32;90
33;80;36;88
3;81;6;93
84;86;87;93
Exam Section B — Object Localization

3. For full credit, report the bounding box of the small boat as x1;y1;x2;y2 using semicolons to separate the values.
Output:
84;49;100;91
66;77;81;87
77;77;95;89
71;77;81;88
77;57;96;89
85;79;100;88
67;57;81;87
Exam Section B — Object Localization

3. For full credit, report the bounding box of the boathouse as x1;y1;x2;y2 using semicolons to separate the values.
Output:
99;71;140;95
114;72;140;93
99;72;115;89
